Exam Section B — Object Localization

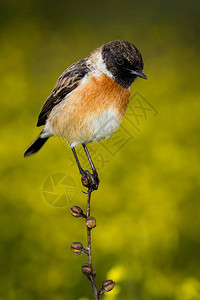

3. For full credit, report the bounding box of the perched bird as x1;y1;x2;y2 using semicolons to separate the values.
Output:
24;40;147;190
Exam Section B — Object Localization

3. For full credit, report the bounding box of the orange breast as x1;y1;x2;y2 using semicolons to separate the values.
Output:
49;73;130;146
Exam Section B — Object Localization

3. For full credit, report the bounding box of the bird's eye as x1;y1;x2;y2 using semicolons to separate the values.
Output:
116;57;124;65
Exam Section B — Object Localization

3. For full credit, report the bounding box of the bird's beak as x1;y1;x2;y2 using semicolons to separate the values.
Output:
131;70;148;80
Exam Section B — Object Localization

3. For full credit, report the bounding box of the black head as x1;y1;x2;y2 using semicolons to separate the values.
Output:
102;40;147;89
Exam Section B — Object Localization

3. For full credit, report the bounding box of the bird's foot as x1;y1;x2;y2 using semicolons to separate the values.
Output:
81;170;100;192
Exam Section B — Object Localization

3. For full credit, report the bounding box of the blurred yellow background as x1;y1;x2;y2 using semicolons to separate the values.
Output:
0;1;200;299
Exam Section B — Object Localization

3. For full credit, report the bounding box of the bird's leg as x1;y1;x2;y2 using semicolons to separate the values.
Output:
82;144;100;190
71;147;99;191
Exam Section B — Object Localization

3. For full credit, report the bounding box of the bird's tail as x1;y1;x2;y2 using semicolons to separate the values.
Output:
24;133;49;157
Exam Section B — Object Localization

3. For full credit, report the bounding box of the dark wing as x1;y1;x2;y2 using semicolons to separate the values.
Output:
37;58;89;127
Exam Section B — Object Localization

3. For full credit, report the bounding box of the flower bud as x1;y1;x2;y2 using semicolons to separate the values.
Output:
102;280;115;292
86;216;96;229
81;174;92;187
70;206;83;218
71;242;83;254
81;263;93;276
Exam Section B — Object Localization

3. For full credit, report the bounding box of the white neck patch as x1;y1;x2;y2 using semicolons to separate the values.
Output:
89;52;113;79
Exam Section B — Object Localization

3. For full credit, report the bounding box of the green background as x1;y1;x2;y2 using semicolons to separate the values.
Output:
0;0;200;299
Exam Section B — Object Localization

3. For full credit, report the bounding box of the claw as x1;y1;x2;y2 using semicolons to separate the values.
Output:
80;169;100;191
82;190;89;194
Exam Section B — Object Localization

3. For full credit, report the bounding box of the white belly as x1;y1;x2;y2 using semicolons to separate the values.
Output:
88;108;121;143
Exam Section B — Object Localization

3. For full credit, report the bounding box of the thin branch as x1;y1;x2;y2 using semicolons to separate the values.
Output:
86;188;99;299
70;149;115;298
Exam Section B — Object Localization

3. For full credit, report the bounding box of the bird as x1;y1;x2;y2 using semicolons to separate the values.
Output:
24;40;147;191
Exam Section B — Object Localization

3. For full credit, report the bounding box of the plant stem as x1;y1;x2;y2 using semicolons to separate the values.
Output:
86;188;99;300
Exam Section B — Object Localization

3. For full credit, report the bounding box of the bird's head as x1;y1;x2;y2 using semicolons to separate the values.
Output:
101;40;147;88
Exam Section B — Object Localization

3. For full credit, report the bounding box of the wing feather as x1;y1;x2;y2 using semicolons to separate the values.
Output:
37;58;89;126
